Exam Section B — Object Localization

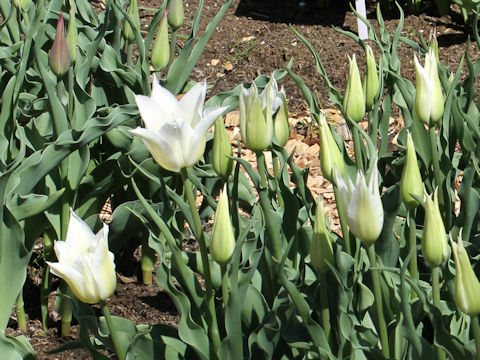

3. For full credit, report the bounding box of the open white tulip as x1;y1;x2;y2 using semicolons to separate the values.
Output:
131;76;228;172
47;209;116;304
336;159;383;246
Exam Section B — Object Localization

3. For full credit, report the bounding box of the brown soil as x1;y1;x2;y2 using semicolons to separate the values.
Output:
5;0;478;358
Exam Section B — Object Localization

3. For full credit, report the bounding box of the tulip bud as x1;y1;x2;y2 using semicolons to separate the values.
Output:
450;231;480;316
400;132;423;209
274;88;290;147
49;13;71;77
13;0;30;12
213;116;233;180
310;197;334;273
123;0;141;44
336;158;383;246
414;47;444;126
151;11;170;71
66;8;78;64
363;45;379;110
421;188;448;267
319;112;344;182
167;0;184;31
343;54;365;123
239;79;276;152
210;186;235;266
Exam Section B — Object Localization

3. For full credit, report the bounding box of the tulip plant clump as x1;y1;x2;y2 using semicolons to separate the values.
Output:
3;0;480;358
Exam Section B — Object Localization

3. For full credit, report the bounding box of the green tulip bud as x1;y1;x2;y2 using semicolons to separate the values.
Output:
210;185;235;266
319;112;344;182
167;0;184;31
49;13;71;77
213;116;233;180
239;77;280;152
400;132;423;209
414;46;444;126
13;0;30;12
421;188;448;267
363;45;379;110
450;231;480;316
123;0;141;44
66;8;78;64
343;54;365;123
274;88;290;147
310;197;334;274
151;10;170;71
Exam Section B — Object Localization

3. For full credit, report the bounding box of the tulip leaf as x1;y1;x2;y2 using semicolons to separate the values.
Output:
0;333;37;360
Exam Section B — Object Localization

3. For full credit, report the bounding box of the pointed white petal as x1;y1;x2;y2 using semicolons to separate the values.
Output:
65;210;96;253
179;81;206;126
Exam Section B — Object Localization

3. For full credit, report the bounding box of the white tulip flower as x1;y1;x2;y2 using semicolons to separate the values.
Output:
336;159;384;246
48;209;117;304
131;76;228;172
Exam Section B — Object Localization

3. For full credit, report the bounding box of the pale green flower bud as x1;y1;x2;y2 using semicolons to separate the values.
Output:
123;0;141;44
421;188;448;267
400;132;423;209
363;45;379;110
151;11;170;71
450;231;480;316
213;116;233;180
343;54;365;123
239;77;280;152
13;0;30;12
167;0;184;31
66;8;78;64
49;13;71;77
414;47;444;126
274;88;290;147
210;186;235;266
336;158;383;246
319;112;344;182
310;197;334;274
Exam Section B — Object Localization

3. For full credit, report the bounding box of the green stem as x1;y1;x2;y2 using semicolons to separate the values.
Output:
221;265;229;308
333;185;351;256
471;316;480;360
256;151;282;260
428;127;445;220
318;272;331;342
352;127;364;172
141;237;156;285
180;168;221;351
167;30;177;71
15;290;27;331
271;151;284;207
67;67;74;121
368;109;378;148
367;245;390;358
41;231;55;331
432;266;446;360
60;285;72;337
408;208;418;281
127;43;134;67
100;300;126;360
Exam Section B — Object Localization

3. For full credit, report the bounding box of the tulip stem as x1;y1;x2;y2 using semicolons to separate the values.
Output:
141;237;156;285
333;184;351;256
471;316;480;360
41;230;55;331
318;271;331;342
368;109;378;149
367;245;390;358
271;151;284;207
100;300;125;360
127;43;134;67
15;290;27;332
180;168;221;351
221;265;229;308
167;30;177;71
428;127;445;221
59;285;73;337
432;266;446;360
67;67;74;121
256;152;282;261
408;208;418;287
352;127;364;172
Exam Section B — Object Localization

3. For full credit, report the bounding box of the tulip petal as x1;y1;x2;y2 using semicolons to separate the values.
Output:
150;75;178;118
92;241;117;301
130;127;182;172
179;81;206;127
65;209;97;253
134;95;169;133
